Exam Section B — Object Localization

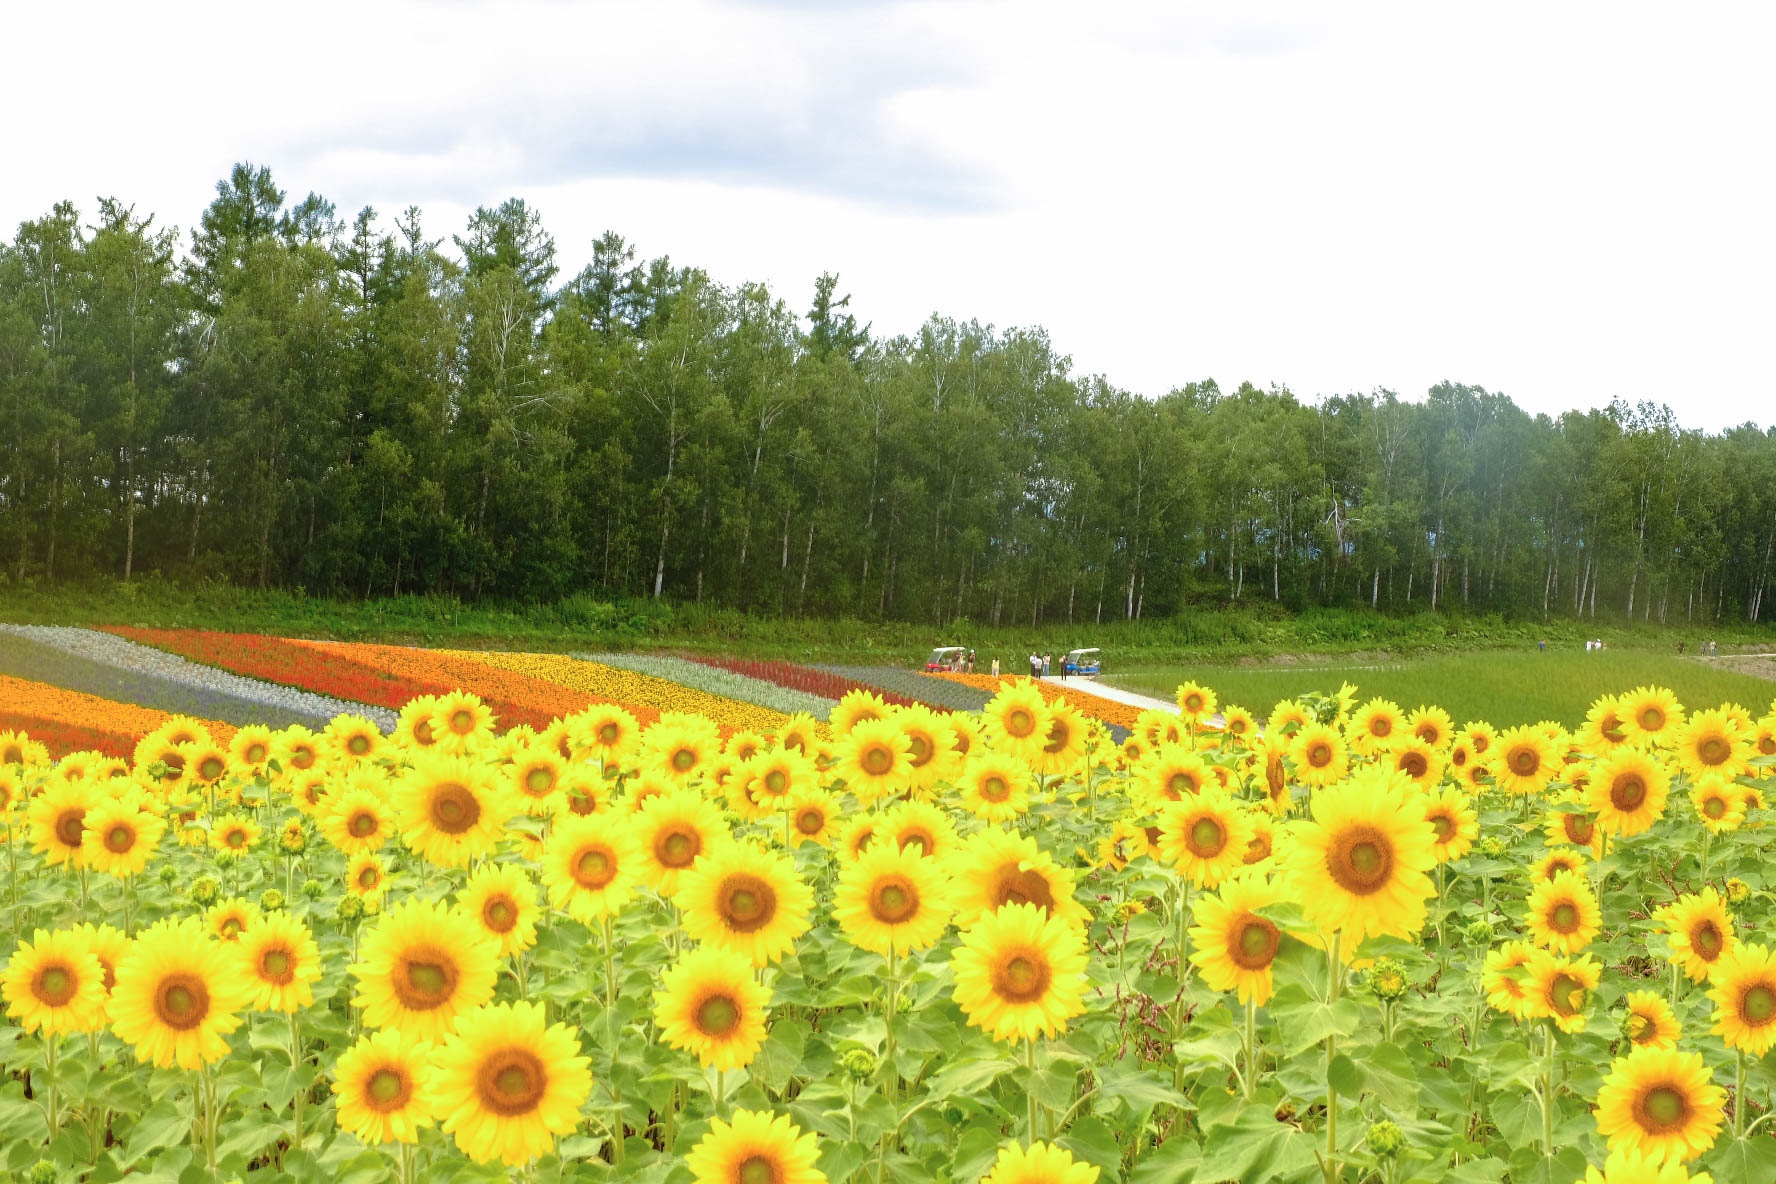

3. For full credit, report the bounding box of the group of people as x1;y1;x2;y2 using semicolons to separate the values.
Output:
938;650;978;673
1678;640;1721;656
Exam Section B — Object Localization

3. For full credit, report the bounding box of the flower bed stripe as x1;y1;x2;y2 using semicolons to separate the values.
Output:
102;627;557;732
683;656;950;714
813;664;994;713
0;711;138;761
450;651;787;736
925;671;1139;739
586;654;836;722
0;672;235;754
0;628;338;732
289;640;637;729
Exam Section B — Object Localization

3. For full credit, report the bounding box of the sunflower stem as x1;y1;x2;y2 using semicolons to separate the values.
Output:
79;864;89;922
290;1012;304;1154
198;1061;219;1177
601;915;617;1012
1737;1049;1748;1138
882;946;899;1105
1323;931;1341;1184
1025;1038;1039;1141
1540;1022;1555;1158
1702;830;1713;884
1243;997;1258;1102
41;1034;58;1139
398;1142;415;1184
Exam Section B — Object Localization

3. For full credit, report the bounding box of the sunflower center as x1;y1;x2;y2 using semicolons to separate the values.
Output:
347;736;370;757
1639;707;1666;732
525;767;555;794
672;748;696;772
1006;709;1036;739
429;784;481;835
1184;694;1204;712
907;735;931;764
993;952;1052;1004
1611;775;1647;811
1229;916;1280;970
350;811;378;838
695;993;741;1036
737;1156;781;1184
1638;1086;1688;1131
219;917;244;939
1188;816;1228;858
54;809;86;849
1430;814;1454;841
411;718;435;745
1399;752;1428;778
365;1067;411;1111
393;947;460;1010
1704;796;1726;819
1509;747;1538;776
1548;972;1586;1016
105;824;135;853
1627;1013;1652;1042
1167;773;1197;798
719;874;778;933
861;746;894;776
153;972;211;1030
1043;721;1072;755
574;847;616;889
1265;757;1286;799
1244;833;1272;864
483;897;517;933
260;948;294;983
1740;985;1776;1025
795;808;824;835
291;746;316;769
358;865;381;889
200;756;226;780
1369;718;1392;738
32;964;76;1007
598;723;620;744
476;1048;547;1117
871;881;915;923
758;770;786;797
995;866;1057;914
1326;827;1394;895
568;790;599;815
450;709;475;735
1760;735;1776;756
1564;814;1594;843
1697;736;1726;764
657;828;700;867
225;828;247;850
1693;922;1724;959
1550;903;1579;933
0;743;20;764
1307;743;1333;768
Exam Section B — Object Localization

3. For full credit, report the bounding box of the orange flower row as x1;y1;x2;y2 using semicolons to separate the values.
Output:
0;673;236;754
924;671;1146;732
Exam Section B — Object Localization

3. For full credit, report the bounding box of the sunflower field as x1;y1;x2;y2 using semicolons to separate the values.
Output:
2;662;1776;1184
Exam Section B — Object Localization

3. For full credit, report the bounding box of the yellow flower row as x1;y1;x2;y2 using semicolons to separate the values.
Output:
443;651;794;738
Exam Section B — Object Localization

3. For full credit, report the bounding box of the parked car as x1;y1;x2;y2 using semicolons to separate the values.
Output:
924;646;968;672
1062;648;1101;677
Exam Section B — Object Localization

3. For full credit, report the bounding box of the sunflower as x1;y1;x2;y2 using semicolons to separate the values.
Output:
332;1028;434;1144
541;813;641;923
835;718;911;804
831;688;891;737
826;841;949;956
1175;681;1218;724
984;683;1051;763
1241;812;1280;873
654;945;773;1070
321;786;395;855
785;789;841;848
1348;698;1406;754
1706;943;1776;1056
894;707;960;789
1157;794;1254;889
1284;770;1437;942
882;799;959;861
205;813;256;855
951;902;1089;1044
1676;709;1751;782
237;912;322;1013
1544;798;1604;854
80;795;165;877
1586;747;1671;836
1524;949;1601;1033
1136;709;1186;750
1491;726;1556;796
838;815;881;862
643;723;713;785
505;745;567;816
741;749;818;818
685;1109;824;1184
109;917;250;1068
774;713;820;759
1660;889;1737;983
430;691;494;755
559;767;612;818
678;843;813;967
0;729;37;767
351;898;500;1042
1266;699;1312;739
1189;875;1287;1006
1482;940;1539;1020
1690;776;1746;834
948;829;1089;931
980;1141;1103;1184
207;898;261;943
391;695;443;753
1622;990;1682;1052
458;864;539;958
1446;739;1475;773
275;725;323;776
1422;787;1478;863
1289;724;1349;788
347;852;390;902
429;1000;592;1165
1582;1147;1716;1184
572;704;641;767
1390;738;1445;790
1752;715;1776;760
1034;702;1088;776
286;769;332;816
317;714;381;766
954;754;1035;821
1620;686;1685;745
1580;696;1634;754
226;725;275;776
1594;1046;1725;1163
632;790;728;895
179;740;232;788
1138;748;1218;807
27;776;98;867
395;756;510;868
1525;870;1602;954
1533;849;1588;883
1;927;107;1035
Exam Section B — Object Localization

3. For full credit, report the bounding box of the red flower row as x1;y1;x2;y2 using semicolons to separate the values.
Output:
683;656;951;714
1;711;137;761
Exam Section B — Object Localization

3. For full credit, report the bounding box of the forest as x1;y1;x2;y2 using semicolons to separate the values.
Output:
2;163;1773;629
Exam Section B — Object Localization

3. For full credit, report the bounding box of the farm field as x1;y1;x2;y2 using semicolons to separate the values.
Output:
0;626;1774;1182
1106;649;1776;731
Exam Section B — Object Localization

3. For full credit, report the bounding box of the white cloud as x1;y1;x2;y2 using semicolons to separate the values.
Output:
3;0;1771;429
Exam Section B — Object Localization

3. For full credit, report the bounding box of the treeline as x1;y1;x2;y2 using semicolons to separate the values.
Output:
3;164;1774;627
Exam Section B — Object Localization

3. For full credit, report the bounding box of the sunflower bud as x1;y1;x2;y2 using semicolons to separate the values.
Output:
302;878;326;900
1478;837;1508;858
214;850;238;871
28;1161;59;1184
1727;878;1750;905
259;889;286;913
1464;919;1496;946
1368;958;1409;1004
1366;1120;1404;1158
838;1048;877;1082
279;822;307;855
336;895;366;923
157;864;180;886
191;876;220;907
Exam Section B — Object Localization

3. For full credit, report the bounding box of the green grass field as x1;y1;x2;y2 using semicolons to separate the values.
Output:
1105;649;1776;729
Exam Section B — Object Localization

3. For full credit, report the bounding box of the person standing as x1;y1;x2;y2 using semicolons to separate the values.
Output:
966;650;976;674
1042;653;1051;677
991;657;1000;677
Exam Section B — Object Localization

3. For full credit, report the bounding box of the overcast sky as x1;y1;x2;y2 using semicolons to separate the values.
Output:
6;1;1772;430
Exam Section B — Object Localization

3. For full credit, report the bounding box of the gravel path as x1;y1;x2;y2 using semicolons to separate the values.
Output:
0;624;395;731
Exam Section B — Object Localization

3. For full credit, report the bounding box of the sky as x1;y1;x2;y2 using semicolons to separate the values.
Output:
5;0;1772;431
